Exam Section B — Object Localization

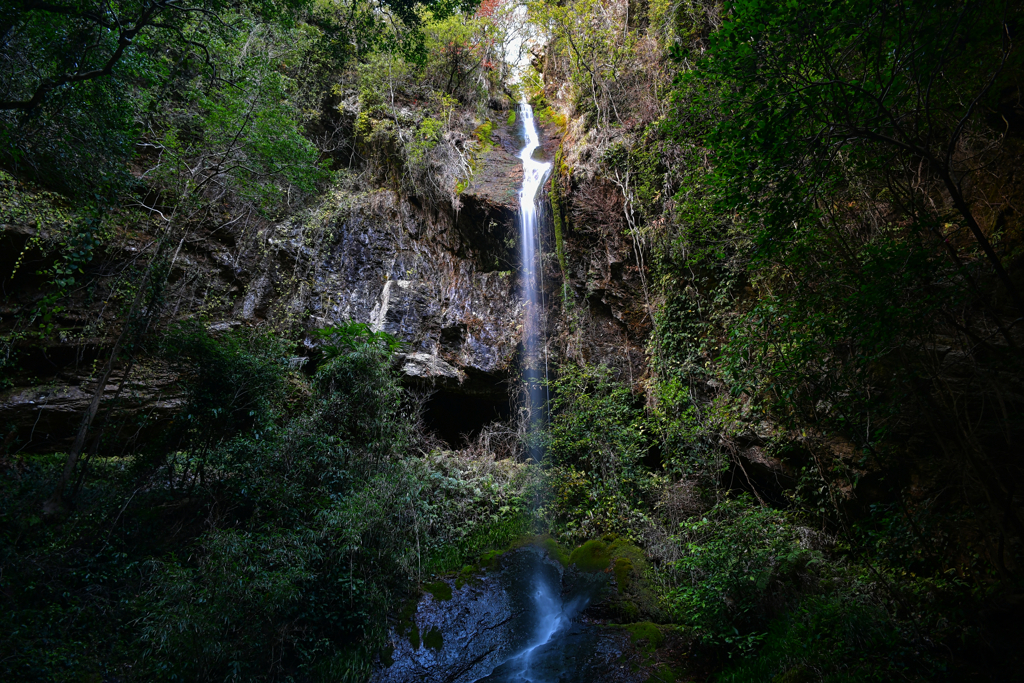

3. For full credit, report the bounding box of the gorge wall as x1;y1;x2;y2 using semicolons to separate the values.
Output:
0;87;647;452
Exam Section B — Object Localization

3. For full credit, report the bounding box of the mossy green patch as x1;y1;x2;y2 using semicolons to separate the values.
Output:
569;536;663;621
455;564;478;589
623;622;665;652
614;557;634;592
536;105;567;131
536;535;570;566
409;623;420;649
646;664;683;682
550;145;570;295
473;120;495;152
507;109;516;125
396;594;419;638
479;548;505;570
423;580;452;601
569;538;613;572
618;600;641;622
380;644;395;667
423;627;444;651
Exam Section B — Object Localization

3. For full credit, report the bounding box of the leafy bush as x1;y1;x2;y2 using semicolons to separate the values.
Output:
717;595;936;682
312;341;409;477
546;363;651;480
667;495;812;653
161;323;289;457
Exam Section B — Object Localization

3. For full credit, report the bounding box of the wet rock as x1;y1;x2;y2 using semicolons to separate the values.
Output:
372;546;655;683
372;550;543;683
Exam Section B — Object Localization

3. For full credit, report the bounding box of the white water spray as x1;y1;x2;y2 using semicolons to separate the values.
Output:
493;571;563;681
518;101;551;439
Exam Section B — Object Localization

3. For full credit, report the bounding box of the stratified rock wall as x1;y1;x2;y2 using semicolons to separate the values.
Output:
1;168;527;448
1;85;654;450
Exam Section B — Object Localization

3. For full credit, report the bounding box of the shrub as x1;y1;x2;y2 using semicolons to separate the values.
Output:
666;495;812;654
161;323;289;456
545;363;651;482
717;595;935;682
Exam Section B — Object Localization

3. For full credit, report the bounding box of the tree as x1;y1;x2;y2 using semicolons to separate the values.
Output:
702;0;1024;316
669;0;1024;577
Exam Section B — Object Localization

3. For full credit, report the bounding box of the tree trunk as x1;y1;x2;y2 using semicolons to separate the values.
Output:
43;268;152;516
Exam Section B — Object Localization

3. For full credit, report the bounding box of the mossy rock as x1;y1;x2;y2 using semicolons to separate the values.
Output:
396;593;420;640
569;539;613;572
479;549;505;570
617;600;641;622
569;536;645;586
622;622;665;652
423;627;444;651
454;564;479;590
423;580;452;601
571;535;665;622
645;664;683;683
535;535;570;566
613;557;634;592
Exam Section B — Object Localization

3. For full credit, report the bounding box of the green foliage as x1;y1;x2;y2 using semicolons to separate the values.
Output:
408;116;446;165
717;595;935;682
146;15;333;217
0;0;303;196
161;323;289;454
667;496;810;654
666;0;1024;446
546;363;651;479
312;342;409;470
662;0;1024;600
2;317;450;680
139;528;319;680
601;127;665;221
550;145;570;294
312;321;404;359
420;9;489;103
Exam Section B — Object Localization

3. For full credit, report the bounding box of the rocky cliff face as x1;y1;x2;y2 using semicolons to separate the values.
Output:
1;88;653;451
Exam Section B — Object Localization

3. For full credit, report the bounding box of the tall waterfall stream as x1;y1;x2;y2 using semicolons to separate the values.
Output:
370;88;641;683
517;100;551;441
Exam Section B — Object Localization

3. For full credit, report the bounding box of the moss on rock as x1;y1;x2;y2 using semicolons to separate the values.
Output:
569;538;613;572
423;580;452;601
423;627;444;651
623;621;665;652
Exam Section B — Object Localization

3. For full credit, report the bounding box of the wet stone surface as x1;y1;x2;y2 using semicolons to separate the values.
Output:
372;547;648;683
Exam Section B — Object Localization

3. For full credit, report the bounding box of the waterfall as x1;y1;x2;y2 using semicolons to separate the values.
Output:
489;100;561;683
518;101;551;456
